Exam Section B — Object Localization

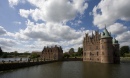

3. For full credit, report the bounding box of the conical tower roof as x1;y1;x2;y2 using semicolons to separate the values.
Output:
101;27;111;38
112;38;118;44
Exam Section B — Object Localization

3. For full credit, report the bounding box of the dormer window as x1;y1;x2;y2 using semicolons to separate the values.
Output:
103;32;105;35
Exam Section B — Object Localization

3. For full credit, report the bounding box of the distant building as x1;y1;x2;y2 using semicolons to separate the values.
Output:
83;27;120;63
42;45;63;61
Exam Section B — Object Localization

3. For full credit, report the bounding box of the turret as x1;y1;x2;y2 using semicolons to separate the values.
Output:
112;38;120;63
100;27;114;63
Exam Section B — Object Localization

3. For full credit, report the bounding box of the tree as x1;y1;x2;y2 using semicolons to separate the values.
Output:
77;47;83;56
63;53;70;58
23;51;30;57
14;51;18;57
69;48;75;56
1;52;8;58
120;46;130;56
30;53;40;59
0;47;3;56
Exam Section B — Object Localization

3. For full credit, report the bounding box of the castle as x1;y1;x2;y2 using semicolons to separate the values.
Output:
42;45;63;61
83;27;120;63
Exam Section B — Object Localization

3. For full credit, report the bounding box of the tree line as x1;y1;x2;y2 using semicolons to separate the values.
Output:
63;47;83;58
0;47;31;58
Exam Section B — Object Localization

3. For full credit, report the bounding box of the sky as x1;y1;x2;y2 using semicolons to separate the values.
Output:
0;0;130;53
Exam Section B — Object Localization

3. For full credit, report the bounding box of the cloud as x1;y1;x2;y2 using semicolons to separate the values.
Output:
116;31;130;42
6;0;90;52
0;26;7;35
11;19;91;52
19;0;88;23
0;38;17;47
8;0;20;8
92;0;130;29
8;0;25;8
116;31;130;46
107;23;127;35
14;20;86;42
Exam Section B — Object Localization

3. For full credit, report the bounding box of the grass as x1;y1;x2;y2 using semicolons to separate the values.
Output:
120;57;130;61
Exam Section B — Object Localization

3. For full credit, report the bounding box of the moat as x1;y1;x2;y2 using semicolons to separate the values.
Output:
0;61;130;78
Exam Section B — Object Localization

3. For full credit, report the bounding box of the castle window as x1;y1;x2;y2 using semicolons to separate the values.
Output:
102;52;104;55
97;52;98;56
84;53;86;56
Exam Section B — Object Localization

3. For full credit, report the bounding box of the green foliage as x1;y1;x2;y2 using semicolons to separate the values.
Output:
30;53;40;59
1;52;8;58
14;51;18;57
69;48;75;56
120;46;130;56
63;53;70;58
23;52;30;56
77;47;83;56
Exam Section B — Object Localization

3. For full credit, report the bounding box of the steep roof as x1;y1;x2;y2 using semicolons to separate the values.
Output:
101;27;111;38
112;38;119;44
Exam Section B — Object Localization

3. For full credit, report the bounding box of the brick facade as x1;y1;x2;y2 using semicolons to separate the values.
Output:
42;45;63;61
83;29;120;63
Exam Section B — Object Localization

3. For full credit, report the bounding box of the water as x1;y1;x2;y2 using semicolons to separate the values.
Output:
0;58;28;62
0;61;130;78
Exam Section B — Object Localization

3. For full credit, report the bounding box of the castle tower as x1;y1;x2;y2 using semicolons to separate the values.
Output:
113;38;120;63
100;27;114;63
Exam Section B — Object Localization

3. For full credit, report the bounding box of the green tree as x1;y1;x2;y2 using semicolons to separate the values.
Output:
69;48;75;56
0;47;3;56
23;51;30;57
63;53;70;58
14;51;18;57
77;47;83;56
30;53;40;59
1;52;8;58
120;46;130;57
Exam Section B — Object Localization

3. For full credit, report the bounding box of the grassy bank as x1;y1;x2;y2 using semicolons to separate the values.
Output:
120;57;130;62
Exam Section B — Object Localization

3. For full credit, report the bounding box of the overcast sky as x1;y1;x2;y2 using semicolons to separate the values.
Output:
0;0;130;52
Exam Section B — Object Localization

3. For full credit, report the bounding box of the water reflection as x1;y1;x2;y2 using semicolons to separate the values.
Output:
0;61;130;78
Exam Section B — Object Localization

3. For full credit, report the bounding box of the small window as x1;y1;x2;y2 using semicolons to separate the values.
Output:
102;52;104;55
97;52;98;56
84;53;86;56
